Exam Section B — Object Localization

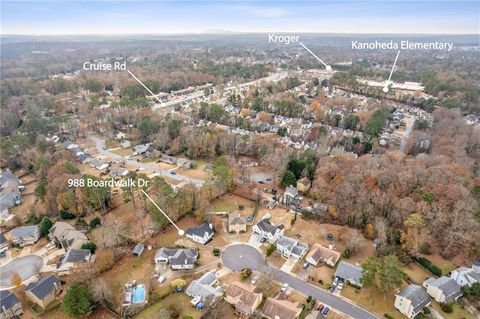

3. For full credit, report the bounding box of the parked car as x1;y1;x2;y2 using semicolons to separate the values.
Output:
337;281;344;290
316;304;324;311
251;275;259;284
281;283;289;292
303;262;310;269
322;307;330;316
170;171;176;175
326;233;334;241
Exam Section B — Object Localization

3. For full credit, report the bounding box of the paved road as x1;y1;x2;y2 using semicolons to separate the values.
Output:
90;136;205;187
221;244;379;319
0;255;43;287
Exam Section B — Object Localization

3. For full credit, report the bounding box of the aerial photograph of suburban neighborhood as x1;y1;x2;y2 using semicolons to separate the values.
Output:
0;1;479;319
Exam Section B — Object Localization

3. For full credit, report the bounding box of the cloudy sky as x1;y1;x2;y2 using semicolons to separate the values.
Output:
1;0;479;35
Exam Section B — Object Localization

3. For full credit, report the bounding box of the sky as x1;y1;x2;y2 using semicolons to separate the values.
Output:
1;0;479;35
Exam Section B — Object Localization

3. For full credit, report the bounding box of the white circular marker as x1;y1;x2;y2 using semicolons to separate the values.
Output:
383;86;389;93
326;65;332;71
178;229;185;236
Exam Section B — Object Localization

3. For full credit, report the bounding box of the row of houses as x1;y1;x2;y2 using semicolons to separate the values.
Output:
0;274;63;317
395;262;480;318
0;171;24;224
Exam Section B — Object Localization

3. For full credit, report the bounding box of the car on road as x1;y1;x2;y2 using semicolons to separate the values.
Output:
170;171;177;175
281;283;289;292
322;307;330;316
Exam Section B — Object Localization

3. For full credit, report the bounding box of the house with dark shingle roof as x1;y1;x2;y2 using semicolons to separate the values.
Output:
25;275;62;309
0;290;23;319
57;248;92;274
278;186;300;207
423;276;462;303
186;223;214;245
0;233;8;254
252;218;284;243
154;248;198;270
450;262;480;287
334;261;363;288
394;284;431;318
11;225;40;246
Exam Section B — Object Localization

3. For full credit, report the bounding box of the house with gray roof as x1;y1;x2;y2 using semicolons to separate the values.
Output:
394;284;431;318
253;218;285;243
0;233;8;254
186;270;223;305
423;276;462;303
132;144;151;156
11;225;40;246
154;248;198;270
25;275;62;309
62;141;78;149
334;261;363;288
48;222;88;251
450;262;480;287
0;290;23;319
89;159;109;170
0;171;23;221
57;248;92;274
276;236;309;259
278;186;300;207
186;223;214;245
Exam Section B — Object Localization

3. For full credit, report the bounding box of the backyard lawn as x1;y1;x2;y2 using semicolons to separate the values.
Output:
134;293;202;319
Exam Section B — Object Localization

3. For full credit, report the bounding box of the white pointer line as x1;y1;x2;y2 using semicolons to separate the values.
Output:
299;42;331;70
127;70;163;104
141;189;184;235
387;50;401;82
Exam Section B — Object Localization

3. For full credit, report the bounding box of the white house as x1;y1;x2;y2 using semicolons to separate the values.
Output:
450;262;480;287
423;276;462;303
394;284;431;319
276;236;309;259
185;223;214;245
154;248;198;270
186;270;223;305
252;219;284;243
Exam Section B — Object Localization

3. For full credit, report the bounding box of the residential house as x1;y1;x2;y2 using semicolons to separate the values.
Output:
109;166;129;177
252;218;285;243
132;243;144;257
278;186;300;207
25;275;62;309
48;222;88;251
305;243;340;267
159;154;177;165
394;284;431;319
133;144;150;156
334;261;363;288
71;147;85;157
11;225;40;246
0;171;23;221
228;211;247;233
0;291;23;319
276;236;309;259
89;159;109;170
225;281;262;317
115;132;126;140
62;141;78;149
57;249;92;274
177;158;193;169
154;248;198;270
186;223;214;245
77;153;92;164
186;270;223;305
423;276;462;303
450;262;480;287
261;293;302;319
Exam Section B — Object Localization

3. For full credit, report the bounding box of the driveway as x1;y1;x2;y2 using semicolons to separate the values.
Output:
221;244;378;319
89;136;204;186
0;255;43;288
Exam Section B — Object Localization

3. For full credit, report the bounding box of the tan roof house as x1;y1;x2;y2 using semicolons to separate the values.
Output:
225;281;262;316
228;211;247;233
305;243;340;267
48;222;88;251
261;293;302;319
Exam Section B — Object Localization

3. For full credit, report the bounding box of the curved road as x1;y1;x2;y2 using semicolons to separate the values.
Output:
0;255;43;287
90;136;204;187
222;244;378;319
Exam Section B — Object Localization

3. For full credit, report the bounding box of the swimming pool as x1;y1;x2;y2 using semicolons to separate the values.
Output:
131;284;145;303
